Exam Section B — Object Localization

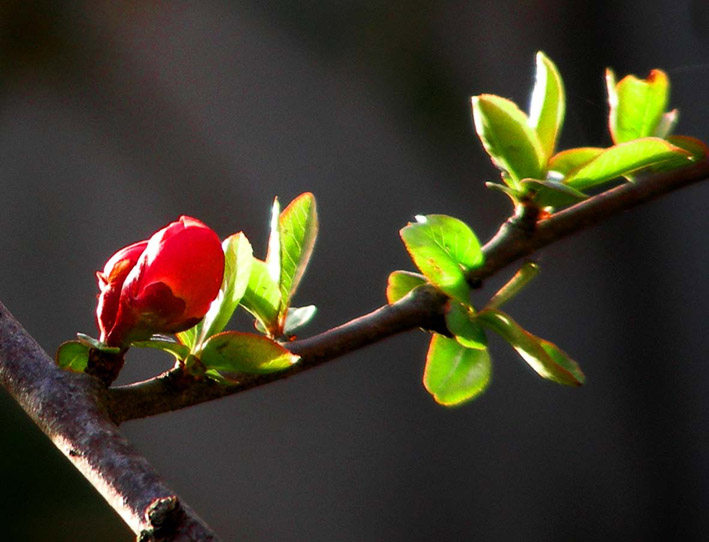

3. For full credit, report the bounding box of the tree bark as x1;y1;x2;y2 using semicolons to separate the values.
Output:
0;301;220;541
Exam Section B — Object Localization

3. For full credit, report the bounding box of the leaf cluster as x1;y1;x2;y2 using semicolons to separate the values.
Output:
390;216;583;406
473;52;707;209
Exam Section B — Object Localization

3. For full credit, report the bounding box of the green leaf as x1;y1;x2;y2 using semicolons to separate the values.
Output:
277;193;318;306
187;233;254;347
640;135;708;174
548;147;604;176
538;340;585;385
485;262;540;310
199;331;300;378
177;325;198;351
55;341;90;372
607;68;669;144
445;302;487;350
477;308;584;386
472;94;545;187
386;270;427;304
240;259;282;335
424;334;492;406
265;197;281;284
564;137;692;190
667;135;709;160
523;179;588;208
400;215;483;304
653;109;679;139
528;51;565;161
484;182;523;205
282;305;317;335
132;338;190;360
76;333;120;354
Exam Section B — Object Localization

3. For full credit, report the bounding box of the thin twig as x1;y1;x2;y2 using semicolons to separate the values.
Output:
107;159;709;423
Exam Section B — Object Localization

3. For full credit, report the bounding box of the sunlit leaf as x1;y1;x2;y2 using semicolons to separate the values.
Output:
472;94;545;187
386;270;427;304
424;334;492;406
477;308;584;386
653;109;679;139
277;193;318;305
523;179;588;208
548;147;604;176
564;137;692;190
177;325;198;350
485;262;540;310
485;182;523;204
241;258;282;335
400;215;483;304
640;135;708;174
205;234;253;340
528;51;565;161
76;333;120;354
538;340;585;385
282;305;317;335
178;233;254;349
667;135;709;160
607;68;669;144
445;302;487;350
132;338;190;360
265;197;281;284
55;341;90;372
199;331;300;378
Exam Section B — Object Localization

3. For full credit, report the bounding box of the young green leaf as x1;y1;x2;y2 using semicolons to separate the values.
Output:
76;333;120;354
400;215;483;304
472;94;545;187
240;258;282;335
667;135;709;160
564;137;692;190
528;51;565;161
199;331;300;378
56;341;90;372
653;109;679;139
132;338;190;361
177;325;198;350
177;233;254;349
386;270;427;304
277;193;318;306
445;302;487;350
477;308;584;386
282;305;317;335
523;179;588;208
485;182;522;203
485;262;540;310
548;147;604;176
265;197;281;284
424;334;492;406
205;234;253;341
607;68;669;144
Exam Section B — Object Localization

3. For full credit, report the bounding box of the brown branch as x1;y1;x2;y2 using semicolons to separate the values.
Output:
107;159;709;423
1;159;707;540
0;301;221;542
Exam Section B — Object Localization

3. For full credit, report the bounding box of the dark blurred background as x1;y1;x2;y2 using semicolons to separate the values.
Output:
1;1;708;541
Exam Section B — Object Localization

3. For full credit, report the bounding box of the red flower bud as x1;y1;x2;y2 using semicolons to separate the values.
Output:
96;216;225;347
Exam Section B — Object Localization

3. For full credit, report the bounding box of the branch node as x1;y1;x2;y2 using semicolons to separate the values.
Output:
137;495;185;542
508;202;540;236
85;348;126;387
